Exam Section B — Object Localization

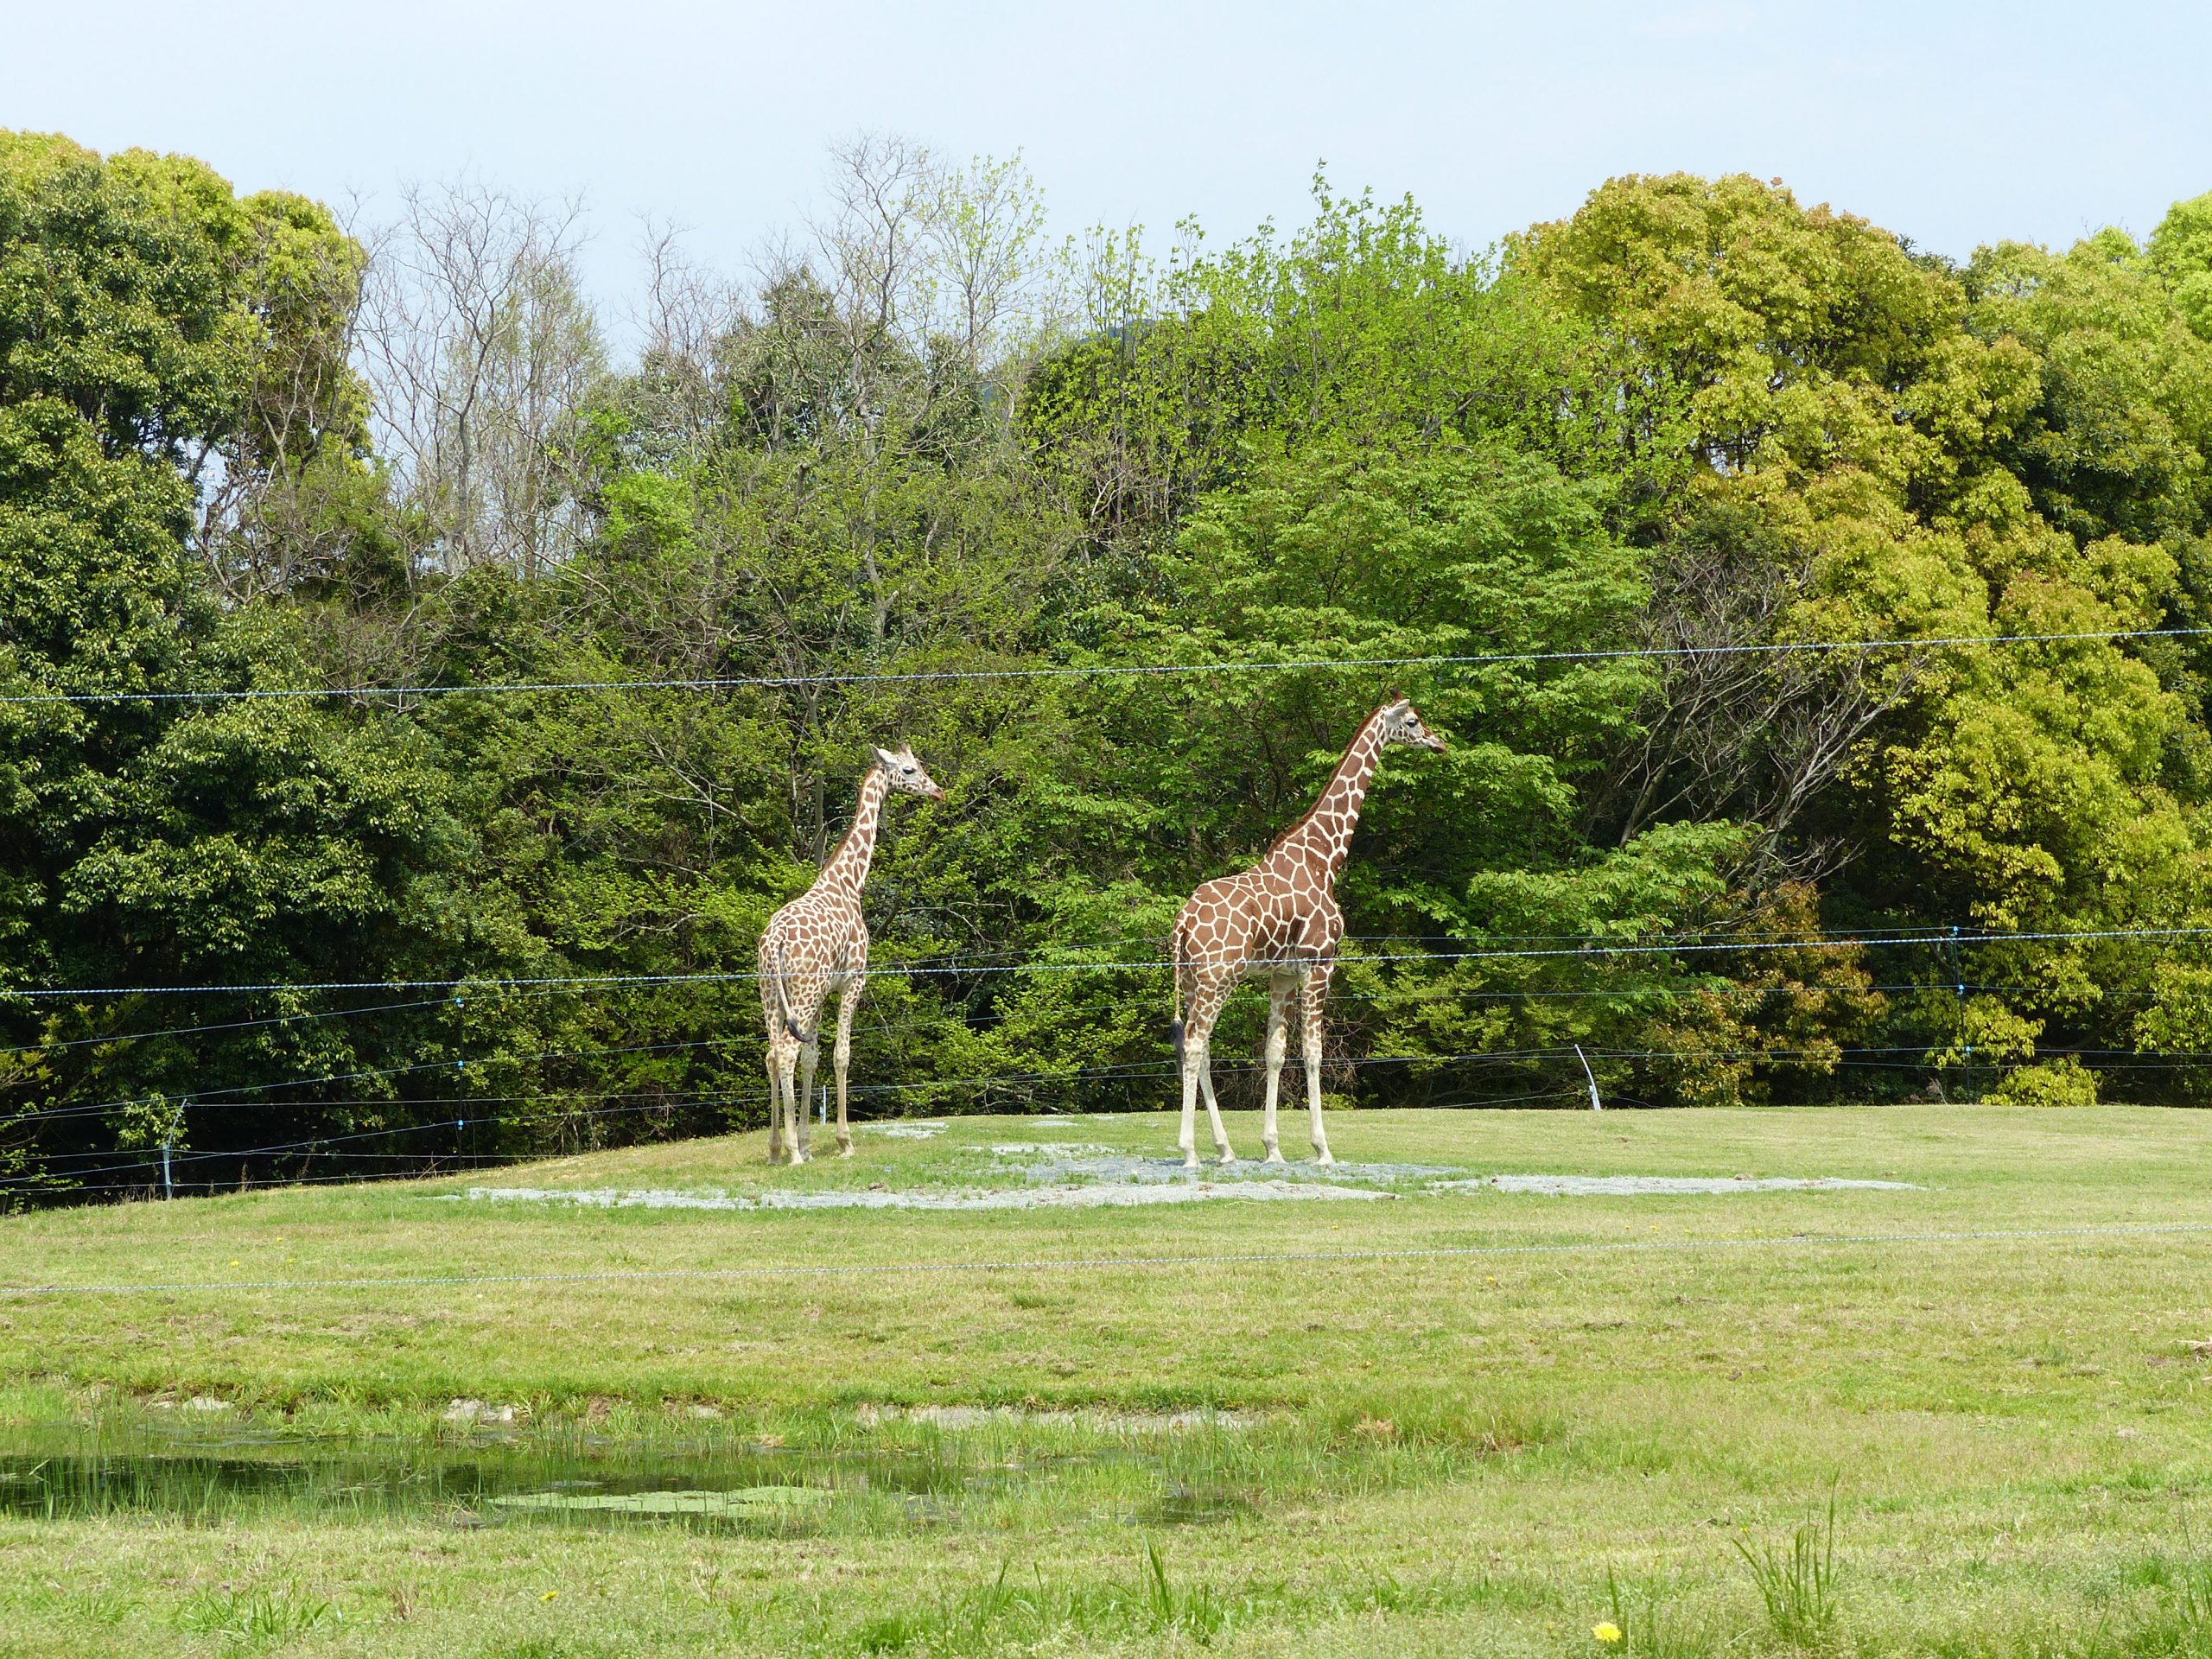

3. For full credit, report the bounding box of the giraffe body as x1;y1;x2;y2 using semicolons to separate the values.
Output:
757;746;943;1163
1170;700;1446;1168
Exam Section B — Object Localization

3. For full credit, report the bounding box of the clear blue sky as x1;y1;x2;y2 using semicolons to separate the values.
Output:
8;0;2209;333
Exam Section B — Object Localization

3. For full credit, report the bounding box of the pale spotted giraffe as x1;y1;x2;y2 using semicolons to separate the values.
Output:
757;746;944;1163
1169;700;1446;1168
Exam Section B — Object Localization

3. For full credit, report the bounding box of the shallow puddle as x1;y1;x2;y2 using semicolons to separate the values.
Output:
1139;1484;1253;1526
0;1419;1236;1535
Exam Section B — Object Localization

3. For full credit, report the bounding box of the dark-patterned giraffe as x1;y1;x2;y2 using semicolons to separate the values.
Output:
757;746;944;1163
1169;700;1446;1167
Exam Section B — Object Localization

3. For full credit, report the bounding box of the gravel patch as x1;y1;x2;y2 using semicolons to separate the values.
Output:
442;1398;521;1426
450;1180;1390;1211
990;1146;1457;1186
868;1404;1260;1433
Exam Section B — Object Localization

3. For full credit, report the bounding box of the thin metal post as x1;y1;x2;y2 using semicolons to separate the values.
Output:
1573;1044;1602;1112
161;1138;173;1200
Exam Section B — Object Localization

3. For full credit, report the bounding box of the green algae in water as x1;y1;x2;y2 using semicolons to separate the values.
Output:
492;1484;836;1516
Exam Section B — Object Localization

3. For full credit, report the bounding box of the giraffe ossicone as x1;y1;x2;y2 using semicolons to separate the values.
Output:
756;744;944;1164
1168;699;1446;1169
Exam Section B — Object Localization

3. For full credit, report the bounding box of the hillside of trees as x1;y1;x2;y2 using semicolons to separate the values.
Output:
5;130;2212;1202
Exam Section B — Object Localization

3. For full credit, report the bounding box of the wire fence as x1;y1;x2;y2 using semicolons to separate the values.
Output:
7;614;2212;1201
0;915;2185;1178
4;623;2204;706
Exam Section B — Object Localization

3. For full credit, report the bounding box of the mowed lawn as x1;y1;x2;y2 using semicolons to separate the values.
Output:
4;1103;2212;1656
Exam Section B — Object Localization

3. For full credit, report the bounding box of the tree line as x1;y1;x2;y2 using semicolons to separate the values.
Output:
3;129;2211;1202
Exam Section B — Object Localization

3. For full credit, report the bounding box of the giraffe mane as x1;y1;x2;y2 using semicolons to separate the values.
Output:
1262;703;1392;860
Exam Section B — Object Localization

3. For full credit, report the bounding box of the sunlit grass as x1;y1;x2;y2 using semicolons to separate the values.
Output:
3;1104;2212;1654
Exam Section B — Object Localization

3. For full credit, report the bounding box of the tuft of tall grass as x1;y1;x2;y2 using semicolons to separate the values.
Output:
848;1539;1240;1652
175;1586;339;1640
1733;1495;1841;1646
2174;1557;2212;1645
1602;1568;1713;1658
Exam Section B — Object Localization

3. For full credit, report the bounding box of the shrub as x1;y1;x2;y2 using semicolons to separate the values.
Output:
1985;1055;2100;1108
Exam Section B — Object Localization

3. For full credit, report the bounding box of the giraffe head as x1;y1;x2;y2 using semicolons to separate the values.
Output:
874;744;947;799
1378;698;1448;753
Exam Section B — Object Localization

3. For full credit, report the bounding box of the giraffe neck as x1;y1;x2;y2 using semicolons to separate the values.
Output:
1265;711;1388;887
820;766;892;899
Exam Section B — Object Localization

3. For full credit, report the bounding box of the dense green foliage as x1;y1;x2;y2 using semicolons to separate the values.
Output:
5;130;2212;1200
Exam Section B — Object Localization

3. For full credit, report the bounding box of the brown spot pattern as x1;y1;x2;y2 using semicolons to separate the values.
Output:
757;746;944;1162
1169;700;1446;1166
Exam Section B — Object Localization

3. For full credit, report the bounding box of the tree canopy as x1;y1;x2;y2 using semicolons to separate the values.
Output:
6;131;2212;1204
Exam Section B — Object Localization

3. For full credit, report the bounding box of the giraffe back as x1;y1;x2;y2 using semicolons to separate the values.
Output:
1175;860;1343;982
758;887;869;1036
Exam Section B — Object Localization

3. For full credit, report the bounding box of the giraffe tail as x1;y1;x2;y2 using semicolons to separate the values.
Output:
766;942;803;1040
1167;918;1186;1066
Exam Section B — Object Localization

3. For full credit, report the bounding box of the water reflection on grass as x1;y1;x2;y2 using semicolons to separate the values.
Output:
0;1414;1338;1537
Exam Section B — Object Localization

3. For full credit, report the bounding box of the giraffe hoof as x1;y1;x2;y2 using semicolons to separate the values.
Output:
1217;1150;1237;1166
837;1143;855;1159
1313;1150;1335;1167
1264;1148;1285;1164
1181;1154;1201;1170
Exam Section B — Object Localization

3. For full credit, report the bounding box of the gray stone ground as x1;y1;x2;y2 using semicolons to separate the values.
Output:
443;1132;1922;1212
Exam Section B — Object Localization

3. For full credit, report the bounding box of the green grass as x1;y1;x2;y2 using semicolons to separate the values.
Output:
3;1103;2212;1655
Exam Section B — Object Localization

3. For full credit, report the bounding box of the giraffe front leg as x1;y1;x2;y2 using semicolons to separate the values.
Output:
793;1034;822;1164
1260;975;1291;1163
1303;967;1334;1166
833;977;863;1157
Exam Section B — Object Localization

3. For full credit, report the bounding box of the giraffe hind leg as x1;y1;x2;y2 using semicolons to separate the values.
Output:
1178;978;1235;1169
764;1045;785;1163
1179;1030;1204;1170
773;1038;804;1166
794;1030;820;1163
1260;973;1292;1163
1198;1051;1234;1163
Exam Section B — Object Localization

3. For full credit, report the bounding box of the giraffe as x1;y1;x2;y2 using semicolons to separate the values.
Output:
1169;699;1446;1169
757;745;944;1163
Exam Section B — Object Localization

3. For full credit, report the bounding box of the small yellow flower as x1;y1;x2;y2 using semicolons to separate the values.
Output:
227;1260;240;1267
541;1589;559;1601
1593;1622;1623;1643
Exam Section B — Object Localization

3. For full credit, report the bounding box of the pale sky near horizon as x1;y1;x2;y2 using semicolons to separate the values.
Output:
7;0;2209;345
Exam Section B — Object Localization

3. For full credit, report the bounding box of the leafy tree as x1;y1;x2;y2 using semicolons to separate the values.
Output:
12;134;2212;1201
2149;191;2212;342
0;134;470;1197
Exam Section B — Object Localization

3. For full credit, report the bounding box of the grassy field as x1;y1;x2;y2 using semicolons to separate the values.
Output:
4;1103;2212;1656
